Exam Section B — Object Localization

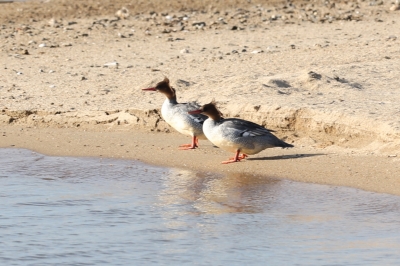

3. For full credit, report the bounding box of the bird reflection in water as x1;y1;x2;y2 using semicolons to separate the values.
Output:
157;168;281;215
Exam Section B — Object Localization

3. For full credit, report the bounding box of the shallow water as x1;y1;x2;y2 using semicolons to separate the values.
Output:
1;148;400;265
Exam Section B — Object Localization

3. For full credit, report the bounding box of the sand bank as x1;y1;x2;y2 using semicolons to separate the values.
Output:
1;125;400;196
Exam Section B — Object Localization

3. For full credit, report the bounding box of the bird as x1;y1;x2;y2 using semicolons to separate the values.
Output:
142;77;207;150
189;102;294;164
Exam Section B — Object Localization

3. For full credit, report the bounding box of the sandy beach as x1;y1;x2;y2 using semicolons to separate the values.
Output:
1;0;400;194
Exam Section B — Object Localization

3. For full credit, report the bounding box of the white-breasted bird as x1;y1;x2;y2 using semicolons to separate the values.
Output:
143;78;207;149
189;102;294;163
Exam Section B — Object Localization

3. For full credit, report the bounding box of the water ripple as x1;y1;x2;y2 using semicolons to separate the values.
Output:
1;148;400;265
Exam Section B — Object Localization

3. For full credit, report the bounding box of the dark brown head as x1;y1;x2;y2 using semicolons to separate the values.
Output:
142;77;176;100
189;101;223;121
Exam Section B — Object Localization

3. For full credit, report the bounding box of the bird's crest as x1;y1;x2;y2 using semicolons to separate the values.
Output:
209;99;223;117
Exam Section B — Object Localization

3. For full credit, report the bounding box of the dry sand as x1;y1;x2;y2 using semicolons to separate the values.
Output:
1;0;400;194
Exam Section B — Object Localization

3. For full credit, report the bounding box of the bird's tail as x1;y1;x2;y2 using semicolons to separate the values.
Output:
280;141;294;149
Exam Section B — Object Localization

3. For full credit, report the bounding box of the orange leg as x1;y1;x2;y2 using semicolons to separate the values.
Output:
221;150;248;164
228;154;248;160
179;136;199;150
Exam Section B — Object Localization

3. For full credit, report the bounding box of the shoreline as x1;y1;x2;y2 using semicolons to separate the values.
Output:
1;125;400;196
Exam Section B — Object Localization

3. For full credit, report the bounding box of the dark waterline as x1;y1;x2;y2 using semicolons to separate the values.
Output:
1;148;400;265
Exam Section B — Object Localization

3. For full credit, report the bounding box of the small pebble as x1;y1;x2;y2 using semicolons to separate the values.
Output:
103;62;119;68
116;7;130;19
48;18;57;27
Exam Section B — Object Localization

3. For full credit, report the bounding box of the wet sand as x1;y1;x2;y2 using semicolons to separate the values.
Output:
1;0;400;195
1;125;400;195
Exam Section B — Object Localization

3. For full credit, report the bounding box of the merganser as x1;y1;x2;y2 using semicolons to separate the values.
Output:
189;102;294;164
143;78;207;149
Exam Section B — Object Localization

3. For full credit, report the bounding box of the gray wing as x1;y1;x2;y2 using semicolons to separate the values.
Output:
221;118;275;137
175;102;208;124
